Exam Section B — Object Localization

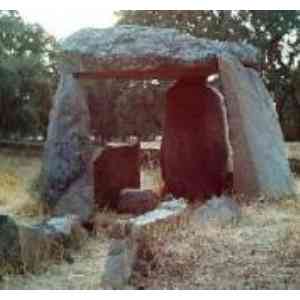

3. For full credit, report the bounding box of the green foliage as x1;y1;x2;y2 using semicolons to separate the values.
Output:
116;11;300;118
0;10;59;138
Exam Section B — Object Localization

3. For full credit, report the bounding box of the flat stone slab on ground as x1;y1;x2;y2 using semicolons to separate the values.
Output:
102;198;188;289
128;198;187;228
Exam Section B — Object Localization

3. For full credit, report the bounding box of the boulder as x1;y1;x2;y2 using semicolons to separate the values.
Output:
219;54;295;199
102;239;137;289
52;173;94;222
0;215;87;273
125;198;188;248
0;216;21;272
93;142;140;209
161;78;229;201
102;199;187;289
193;195;241;225
117;189;160;215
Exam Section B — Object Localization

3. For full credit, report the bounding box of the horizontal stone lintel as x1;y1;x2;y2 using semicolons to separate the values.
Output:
72;60;260;81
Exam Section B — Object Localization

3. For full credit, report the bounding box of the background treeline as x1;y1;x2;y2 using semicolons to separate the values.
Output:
1;10;300;141
0;10;59;139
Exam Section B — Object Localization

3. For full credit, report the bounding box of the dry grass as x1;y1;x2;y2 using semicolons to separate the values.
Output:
0;235;110;290
0;149;43;222
130;199;300;289
1;148;300;289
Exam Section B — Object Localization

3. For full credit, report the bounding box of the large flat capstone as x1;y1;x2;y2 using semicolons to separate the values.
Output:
61;25;259;79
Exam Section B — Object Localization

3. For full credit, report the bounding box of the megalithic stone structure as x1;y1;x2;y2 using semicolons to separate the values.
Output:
161;77;229;201
41;25;296;222
219;54;295;199
41;73;95;222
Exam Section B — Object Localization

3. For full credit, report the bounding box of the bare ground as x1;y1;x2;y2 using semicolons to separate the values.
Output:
1;148;300;289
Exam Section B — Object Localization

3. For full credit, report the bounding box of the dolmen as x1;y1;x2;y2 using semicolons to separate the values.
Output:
40;25;295;222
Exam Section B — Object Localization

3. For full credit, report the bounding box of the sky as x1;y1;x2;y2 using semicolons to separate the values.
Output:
6;1;300;39
19;9;117;39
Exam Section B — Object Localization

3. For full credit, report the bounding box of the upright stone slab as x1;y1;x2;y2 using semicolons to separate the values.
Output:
93;142;141;209
161;78;228;201
42;73;94;222
219;55;295;199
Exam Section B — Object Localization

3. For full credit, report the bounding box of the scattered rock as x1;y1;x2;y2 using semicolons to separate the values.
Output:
193;195;241;225
102;239;137;289
128;198;187;232
93;142;140;209
102;199;187;289
117;189;160;215
52;173;94;223
0;216;21;272
0;215;87;273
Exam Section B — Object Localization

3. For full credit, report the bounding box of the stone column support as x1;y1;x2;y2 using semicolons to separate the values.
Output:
42;72;94;221
219;54;295;199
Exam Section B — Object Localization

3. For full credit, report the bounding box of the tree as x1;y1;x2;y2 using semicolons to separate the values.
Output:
0;10;59;138
116;11;300;120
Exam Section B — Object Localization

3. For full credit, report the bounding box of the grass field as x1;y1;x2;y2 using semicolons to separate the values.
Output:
0;149;43;223
1;148;300;289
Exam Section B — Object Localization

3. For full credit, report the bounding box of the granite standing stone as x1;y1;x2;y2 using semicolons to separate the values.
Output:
161;78;228;200
41;73;94;222
219;54;295;198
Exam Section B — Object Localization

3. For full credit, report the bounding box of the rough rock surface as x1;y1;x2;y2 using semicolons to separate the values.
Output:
102;199;187;289
41;74;94;222
0;216;21;272
117;189;160;215
93;143;140;209
161;78;228;200
128;198;188;236
61;25;259;78
219;55;295;199
0;215;87;273
193;195;241;225
102;239;137;289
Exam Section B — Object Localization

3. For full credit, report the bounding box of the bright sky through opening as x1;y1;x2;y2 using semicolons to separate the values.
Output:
19;9;117;39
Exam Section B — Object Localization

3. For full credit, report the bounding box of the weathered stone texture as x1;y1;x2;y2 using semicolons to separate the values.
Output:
61;26;259;78
161;78;229;200
193;195;241;225
0;215;87;273
102;199;187;289
0;216;21;272
93;143;140;209
41;74;94;222
219;54;295;198
117;189;160;215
